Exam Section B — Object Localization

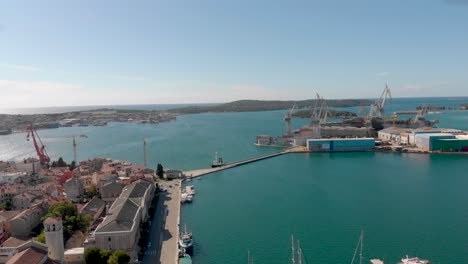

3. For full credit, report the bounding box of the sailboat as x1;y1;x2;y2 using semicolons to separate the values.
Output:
350;230;364;264
247;250;254;264
290;234;305;264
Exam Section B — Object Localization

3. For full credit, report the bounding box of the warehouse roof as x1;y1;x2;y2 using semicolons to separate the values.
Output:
378;127;411;135
307;138;374;141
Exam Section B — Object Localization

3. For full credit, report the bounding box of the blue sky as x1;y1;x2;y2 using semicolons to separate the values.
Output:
0;0;467;107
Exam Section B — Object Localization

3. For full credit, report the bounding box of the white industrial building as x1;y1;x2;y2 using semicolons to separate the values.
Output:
0;172;27;184
13;159;41;175
414;133;456;151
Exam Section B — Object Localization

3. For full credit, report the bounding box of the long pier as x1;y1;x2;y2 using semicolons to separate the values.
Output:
183;147;307;178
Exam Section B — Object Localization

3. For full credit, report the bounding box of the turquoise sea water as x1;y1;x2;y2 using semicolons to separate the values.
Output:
0;98;467;263
182;153;467;264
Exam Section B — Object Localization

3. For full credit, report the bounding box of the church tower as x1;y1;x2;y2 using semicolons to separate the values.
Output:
44;217;65;263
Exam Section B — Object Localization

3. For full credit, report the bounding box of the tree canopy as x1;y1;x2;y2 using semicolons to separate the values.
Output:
156;163;164;178
35;232;46;243
84;247;130;264
88;184;98;197
43;201;92;241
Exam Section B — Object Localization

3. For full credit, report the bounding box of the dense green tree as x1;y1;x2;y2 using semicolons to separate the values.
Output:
88;184;98;197
84;247;102;264
35;232;46;243
107;256;118;264
69;161;76;170
57;157;67;167
108;250;130;264
156;163;164;178
84;248;130;264
0;200;12;210
100;250;113;263
43;202;92;241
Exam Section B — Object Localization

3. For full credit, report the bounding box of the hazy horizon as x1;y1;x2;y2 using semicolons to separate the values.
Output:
1;95;467;114
1;0;467;108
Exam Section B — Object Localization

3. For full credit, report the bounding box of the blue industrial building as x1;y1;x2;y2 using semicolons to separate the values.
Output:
307;138;375;152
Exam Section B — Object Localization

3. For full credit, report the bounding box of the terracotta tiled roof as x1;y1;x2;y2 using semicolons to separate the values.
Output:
1;237;28;248
5;247;47;264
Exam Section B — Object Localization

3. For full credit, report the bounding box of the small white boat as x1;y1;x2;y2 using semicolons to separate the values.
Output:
185;185;195;195
400;256;429;264
180;192;188;203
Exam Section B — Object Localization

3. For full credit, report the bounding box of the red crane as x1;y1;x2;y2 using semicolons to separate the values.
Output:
26;125;50;165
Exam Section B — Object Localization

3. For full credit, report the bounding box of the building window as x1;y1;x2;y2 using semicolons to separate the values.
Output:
108;237;111;241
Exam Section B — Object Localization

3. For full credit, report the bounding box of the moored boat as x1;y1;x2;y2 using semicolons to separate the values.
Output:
185;185;195;195
179;225;194;256
179;253;192;264
399;256;429;264
211;152;225;168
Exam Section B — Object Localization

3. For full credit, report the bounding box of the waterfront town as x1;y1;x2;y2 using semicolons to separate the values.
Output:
0;88;466;264
0;156;177;264
0;109;177;135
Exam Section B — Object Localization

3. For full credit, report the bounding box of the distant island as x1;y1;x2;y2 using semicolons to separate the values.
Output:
0;98;372;134
416;103;468;111
166;99;372;114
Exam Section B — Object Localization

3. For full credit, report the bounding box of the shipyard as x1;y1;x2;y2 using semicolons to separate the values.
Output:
255;85;468;154
0;84;467;264
2;103;465;263
2;0;468;262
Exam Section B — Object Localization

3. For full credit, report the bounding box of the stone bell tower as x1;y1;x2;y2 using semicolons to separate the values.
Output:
44;217;65;263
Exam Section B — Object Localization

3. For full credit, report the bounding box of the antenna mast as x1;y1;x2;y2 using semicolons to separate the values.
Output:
143;138;148;167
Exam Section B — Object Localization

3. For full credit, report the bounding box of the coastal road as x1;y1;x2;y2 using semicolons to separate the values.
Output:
142;180;181;264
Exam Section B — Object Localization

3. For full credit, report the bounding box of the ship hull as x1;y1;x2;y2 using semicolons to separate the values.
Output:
179;242;193;256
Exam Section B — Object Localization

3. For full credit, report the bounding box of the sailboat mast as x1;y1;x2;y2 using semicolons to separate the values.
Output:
359;230;364;264
298;240;302;264
351;230;362;264
291;234;296;264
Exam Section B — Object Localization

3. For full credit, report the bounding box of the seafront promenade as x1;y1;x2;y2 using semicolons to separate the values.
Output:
142;180;181;264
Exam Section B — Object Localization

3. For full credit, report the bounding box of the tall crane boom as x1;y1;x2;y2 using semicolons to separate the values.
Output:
284;103;296;137
43;134;88;163
26;125;50;165
368;83;392;119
